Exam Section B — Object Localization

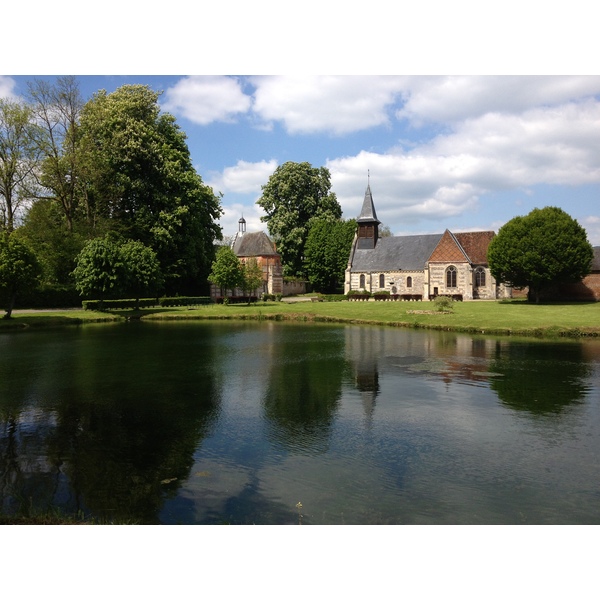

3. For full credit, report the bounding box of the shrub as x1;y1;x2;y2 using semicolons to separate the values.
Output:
433;296;454;312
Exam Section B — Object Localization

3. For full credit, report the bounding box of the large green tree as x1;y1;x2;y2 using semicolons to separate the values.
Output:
257;161;341;277
487;206;594;303
72;235;163;307
0;99;41;233
0;233;42;318
72;235;125;303
78;84;222;293
304;218;356;293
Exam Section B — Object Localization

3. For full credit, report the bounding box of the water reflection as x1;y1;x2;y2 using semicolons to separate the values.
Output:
2;323;600;524
263;325;344;454
0;324;221;523
489;340;593;415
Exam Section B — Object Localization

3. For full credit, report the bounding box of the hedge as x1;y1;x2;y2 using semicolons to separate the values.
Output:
82;296;212;310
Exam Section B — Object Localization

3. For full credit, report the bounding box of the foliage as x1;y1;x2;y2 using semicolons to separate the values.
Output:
72;234;163;307
159;296;212;307
27;76;86;232
257;161;341;277
0;98;41;232
488;206;594;303
18;199;89;286
72;235;125;301
240;258;264;299
78;84;223;292
433;296;454;312
0;233;42;318
208;245;243;295
119;239;163;308
304;218;356;293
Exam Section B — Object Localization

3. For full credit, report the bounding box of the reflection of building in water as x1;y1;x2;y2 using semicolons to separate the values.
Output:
344;326;502;407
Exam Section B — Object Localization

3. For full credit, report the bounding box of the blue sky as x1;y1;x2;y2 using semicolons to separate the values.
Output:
4;4;599;246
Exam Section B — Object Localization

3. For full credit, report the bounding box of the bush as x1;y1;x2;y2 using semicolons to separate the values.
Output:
322;294;346;302
433;296;454;312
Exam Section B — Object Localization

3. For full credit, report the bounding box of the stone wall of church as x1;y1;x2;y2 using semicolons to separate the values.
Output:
346;270;426;298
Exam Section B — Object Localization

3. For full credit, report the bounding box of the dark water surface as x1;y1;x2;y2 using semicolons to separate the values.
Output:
1;320;599;524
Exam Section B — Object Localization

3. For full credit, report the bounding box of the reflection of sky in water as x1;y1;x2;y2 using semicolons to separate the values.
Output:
1;323;600;524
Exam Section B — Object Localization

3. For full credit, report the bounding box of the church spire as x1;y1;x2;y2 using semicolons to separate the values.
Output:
356;179;380;249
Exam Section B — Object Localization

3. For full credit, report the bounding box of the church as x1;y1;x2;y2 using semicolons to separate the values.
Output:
344;185;509;300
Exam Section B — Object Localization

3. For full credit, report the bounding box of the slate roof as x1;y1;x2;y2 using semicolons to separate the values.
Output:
356;185;380;224
351;233;443;271
232;231;278;257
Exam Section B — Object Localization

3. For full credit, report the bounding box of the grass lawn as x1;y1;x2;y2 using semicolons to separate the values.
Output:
0;309;120;331
138;298;600;338
2;299;599;338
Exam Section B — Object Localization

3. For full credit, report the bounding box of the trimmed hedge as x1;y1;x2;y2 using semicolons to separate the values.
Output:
15;284;82;309
159;296;212;307
82;296;212;310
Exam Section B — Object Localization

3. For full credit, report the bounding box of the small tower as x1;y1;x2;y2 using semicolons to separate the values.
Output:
356;184;380;249
238;216;247;235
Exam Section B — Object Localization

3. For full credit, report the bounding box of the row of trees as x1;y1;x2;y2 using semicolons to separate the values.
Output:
0;78;223;316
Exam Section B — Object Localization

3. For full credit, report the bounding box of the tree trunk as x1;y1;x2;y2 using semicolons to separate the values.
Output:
3;290;17;319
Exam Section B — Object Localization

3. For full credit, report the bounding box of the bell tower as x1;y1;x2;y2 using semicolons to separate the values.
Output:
356;183;380;250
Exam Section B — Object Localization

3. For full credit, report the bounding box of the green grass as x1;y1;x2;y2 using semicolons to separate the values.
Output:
0;309;120;331
2;299;600;338
136;298;600;338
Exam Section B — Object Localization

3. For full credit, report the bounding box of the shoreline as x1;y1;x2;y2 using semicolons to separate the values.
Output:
3;299;600;339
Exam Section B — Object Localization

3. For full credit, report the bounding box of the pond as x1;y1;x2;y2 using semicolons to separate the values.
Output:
1;320;599;524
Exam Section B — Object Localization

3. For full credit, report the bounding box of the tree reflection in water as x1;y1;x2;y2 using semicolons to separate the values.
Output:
0;324;221;523
263;326;345;454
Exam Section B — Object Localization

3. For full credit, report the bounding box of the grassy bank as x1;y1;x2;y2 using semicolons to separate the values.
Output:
2;300;599;338
0;309;120;331
138;299;600;338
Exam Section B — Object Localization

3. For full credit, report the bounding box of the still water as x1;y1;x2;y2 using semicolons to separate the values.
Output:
1;320;599;524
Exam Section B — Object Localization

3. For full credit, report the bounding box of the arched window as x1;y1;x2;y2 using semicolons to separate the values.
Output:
446;266;457;288
379;274;385;288
474;268;486;287
359;274;365;289
406;276;412;288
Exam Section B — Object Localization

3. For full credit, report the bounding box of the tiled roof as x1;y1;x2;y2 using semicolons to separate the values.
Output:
428;230;469;263
232;232;278;257
453;231;496;264
592;246;600;271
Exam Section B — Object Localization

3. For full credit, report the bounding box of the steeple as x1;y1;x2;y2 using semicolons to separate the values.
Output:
357;184;380;224
238;215;247;234
356;182;380;249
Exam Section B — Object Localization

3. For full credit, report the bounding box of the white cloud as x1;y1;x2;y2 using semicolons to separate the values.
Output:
251;75;406;135
328;97;600;229
206;159;278;195
396;75;600;125
162;76;251;125
0;76;18;100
